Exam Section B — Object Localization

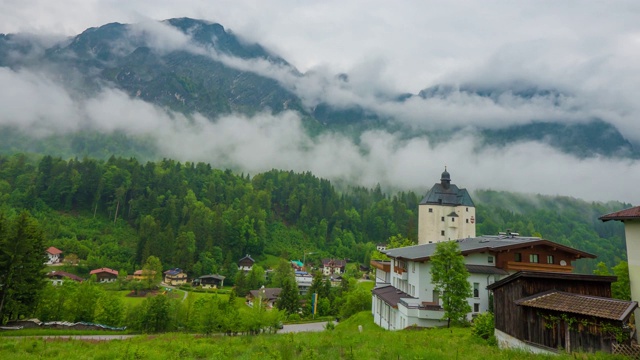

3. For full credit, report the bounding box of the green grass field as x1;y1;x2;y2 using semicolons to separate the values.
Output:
0;312;627;359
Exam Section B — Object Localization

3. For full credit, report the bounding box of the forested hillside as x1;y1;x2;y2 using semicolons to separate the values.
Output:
0;153;628;278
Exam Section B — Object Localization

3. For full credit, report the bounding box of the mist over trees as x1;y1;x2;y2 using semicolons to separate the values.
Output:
0;153;629;277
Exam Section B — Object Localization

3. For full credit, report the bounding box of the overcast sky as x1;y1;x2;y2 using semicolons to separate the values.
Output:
1;0;640;204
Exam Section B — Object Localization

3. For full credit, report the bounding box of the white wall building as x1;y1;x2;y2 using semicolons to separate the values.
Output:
600;206;640;327
417;168;475;244
372;236;595;330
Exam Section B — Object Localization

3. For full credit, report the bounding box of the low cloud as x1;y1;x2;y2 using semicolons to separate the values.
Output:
0;66;638;205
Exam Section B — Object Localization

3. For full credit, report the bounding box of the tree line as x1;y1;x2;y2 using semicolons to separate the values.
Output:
0;153;628;279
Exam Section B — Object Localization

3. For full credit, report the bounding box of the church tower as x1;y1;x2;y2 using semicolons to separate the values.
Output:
417;168;476;244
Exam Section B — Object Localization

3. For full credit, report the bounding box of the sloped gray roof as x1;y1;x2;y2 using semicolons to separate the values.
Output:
419;183;475;207
384;236;595;261
466;264;509;275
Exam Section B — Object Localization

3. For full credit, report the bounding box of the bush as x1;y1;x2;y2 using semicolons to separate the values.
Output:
324;321;335;331
472;312;496;344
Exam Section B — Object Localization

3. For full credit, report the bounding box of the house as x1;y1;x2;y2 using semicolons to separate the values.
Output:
291;260;304;271
322;259;346;276
600;206;640;328
46;271;83;285
133;269;156;281
238;254;255;272
192;274;225;288
247;286;282;309
163;268;188;286
372;234;596;330
89;268;118;283
295;271;313;296
487;271;638;355
370;260;391;285
45;246;63;265
418;168;476;244
376;243;387;252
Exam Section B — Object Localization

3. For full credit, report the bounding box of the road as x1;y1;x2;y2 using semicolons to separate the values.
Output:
2;322;329;341
279;321;328;333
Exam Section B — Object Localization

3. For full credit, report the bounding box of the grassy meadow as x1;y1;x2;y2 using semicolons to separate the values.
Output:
0;312;628;360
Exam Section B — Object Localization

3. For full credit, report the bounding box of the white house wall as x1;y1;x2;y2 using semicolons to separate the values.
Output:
624;220;640;323
379;253;506;330
418;205;476;244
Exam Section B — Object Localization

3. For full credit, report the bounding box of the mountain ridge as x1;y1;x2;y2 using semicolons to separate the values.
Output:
0;17;637;160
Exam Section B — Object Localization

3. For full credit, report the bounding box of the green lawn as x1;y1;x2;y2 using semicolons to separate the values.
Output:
0;312;625;359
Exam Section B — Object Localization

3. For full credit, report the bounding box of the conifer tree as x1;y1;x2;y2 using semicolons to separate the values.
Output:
0;212;47;322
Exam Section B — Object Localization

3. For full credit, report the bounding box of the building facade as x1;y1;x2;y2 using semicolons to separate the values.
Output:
372;235;596;330
600;206;640;326
417;169;475;244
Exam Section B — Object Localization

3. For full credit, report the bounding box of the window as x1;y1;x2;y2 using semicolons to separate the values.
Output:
473;282;479;297
488;256;494;264
474;303;480;312
428;208;433;213
451;217;455;222
514;253;522;262
466;207;469;212
441;216;445;222
547;255;554;264
440;230;445;236
530;254;539;263
466;219;469;223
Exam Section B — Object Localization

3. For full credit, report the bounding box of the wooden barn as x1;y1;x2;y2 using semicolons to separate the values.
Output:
488;271;637;355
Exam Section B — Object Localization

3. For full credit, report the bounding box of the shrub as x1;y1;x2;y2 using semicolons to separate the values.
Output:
472;312;495;343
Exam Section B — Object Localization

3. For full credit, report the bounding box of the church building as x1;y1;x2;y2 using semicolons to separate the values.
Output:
418;168;476;244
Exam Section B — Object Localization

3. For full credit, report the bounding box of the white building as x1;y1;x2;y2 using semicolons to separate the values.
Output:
372;236;595;330
45;246;63;265
417;168;475;244
600;206;640;327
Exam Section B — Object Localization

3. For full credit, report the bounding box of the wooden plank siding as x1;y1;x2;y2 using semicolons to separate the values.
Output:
491;274;613;342
494;245;580;273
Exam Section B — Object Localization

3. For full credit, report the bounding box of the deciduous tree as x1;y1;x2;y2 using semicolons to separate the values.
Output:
430;240;472;327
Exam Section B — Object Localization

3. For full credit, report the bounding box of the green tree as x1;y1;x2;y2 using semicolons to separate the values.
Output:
94;291;124;326
0;211;47;322
275;275;300;316
612;261;631;300
430;241;472;327
142;255;163;290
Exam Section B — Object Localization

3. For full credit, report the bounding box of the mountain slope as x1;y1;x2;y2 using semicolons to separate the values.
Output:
0;18;637;160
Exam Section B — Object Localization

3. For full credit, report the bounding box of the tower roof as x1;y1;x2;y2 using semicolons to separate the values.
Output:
420;168;474;207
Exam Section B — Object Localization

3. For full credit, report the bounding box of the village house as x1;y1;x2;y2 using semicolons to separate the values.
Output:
238;254;255;272
371;169;596;330
247;286;281;309
373;234;595;330
163;268;188;286
192;274;225;288
322;259;346;276
295;271;313;296
488;271;637;355
133;269;156;281
89;267;118;283
46;270;83;285
45;246;63;265
600;206;640;330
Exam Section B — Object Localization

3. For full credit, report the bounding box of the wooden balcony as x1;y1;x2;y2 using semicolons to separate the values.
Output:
505;261;573;273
